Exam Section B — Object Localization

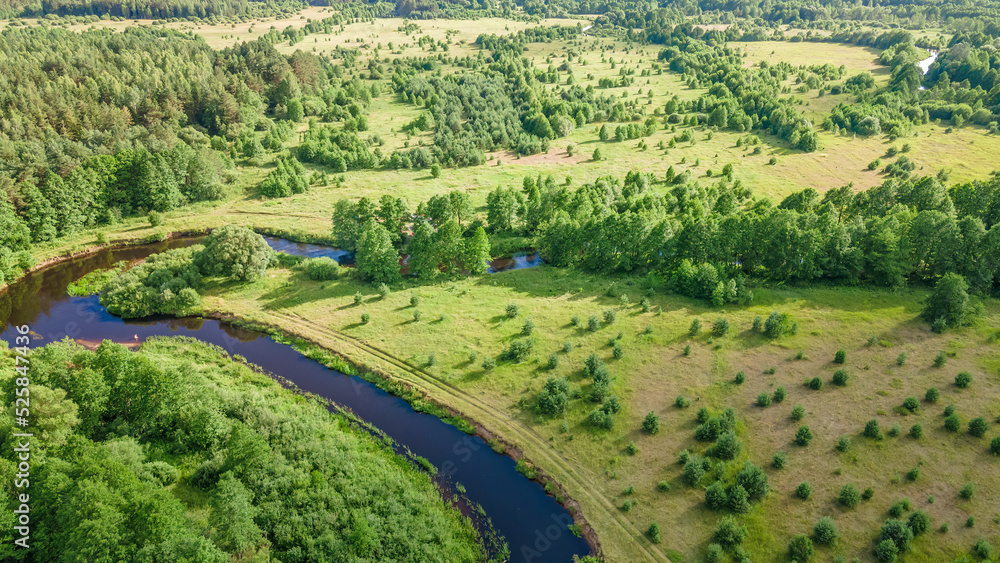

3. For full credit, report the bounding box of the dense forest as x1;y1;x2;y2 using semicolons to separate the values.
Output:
0;337;482;562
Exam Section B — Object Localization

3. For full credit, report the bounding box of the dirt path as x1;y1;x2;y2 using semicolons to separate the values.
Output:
264;309;671;562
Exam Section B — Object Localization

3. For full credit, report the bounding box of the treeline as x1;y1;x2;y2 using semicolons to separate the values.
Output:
0;0;304;19
0;337;482;561
448;170;1000;296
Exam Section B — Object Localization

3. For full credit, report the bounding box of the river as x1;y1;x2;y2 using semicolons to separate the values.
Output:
0;238;591;563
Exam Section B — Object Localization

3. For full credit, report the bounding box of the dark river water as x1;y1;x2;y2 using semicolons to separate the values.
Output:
0;238;590;563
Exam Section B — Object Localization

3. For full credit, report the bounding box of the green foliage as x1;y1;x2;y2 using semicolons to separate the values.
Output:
796;482;813;500
874;538;899;562
500;338;533;363
773;386;786;403
839;484;861;508
955;371;972;388
788;535;815;562
734;371;745;384
794;425;813;446
808;377;823;390
712;516;747;550
357;220;401;286
198;225;273;282
258;156;309;198
101;246;203;318
588;314;601;332
813;516;839;545
647;521;661;544
945;414;961;432
991;436;1000;456
772;451;787;469
735;461;769;501
757;392;772;407
922;273;970;330
909;510;930;536
16;338;481;562
675;395;692;408
303;257;343;281
909;424;923;439
959;482;975;500
934;352;947;367
361;312;370;324
902;397;919;412
764;311;792;338
521;317;535;336
688;318;701;336
968;417;988;437
925;387;940;403
705;481;729;510
642;412;660;434
837;435;852;452
537;377;570;417
712;431;741;460
834;349;846;364
791;405;805;421
711;317;730;337
832;369;849;386
625;441;638;455
973;539;993;559
864;419;883;439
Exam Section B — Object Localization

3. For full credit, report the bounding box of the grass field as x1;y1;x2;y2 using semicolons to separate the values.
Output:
197;262;1000;562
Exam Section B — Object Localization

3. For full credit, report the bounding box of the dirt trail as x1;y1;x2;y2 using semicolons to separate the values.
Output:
265;309;671;563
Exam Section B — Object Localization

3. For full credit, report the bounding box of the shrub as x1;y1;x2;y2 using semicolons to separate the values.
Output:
788;535;815;562
675;395;691;408
696;408;711;424
603;309;616;325
587;408;614;430
944;414;961;432
966;515;975;528
683;344;691;356
712;516;747;550
896;352;906;366
879;518;914;553
959;482;974;500
481;356;496;371
808;377;822;390
562;340;573;353
546;353;559;370
955;371;972;388
837;435;851;452
688;318;701;336
536;378;570;416
973;539;993;559
642;412;660;434
521;317;534;335
303;257;342;281
873;538;899;563
625;441;638;455
468;350;478;363
377;283;390;298
713;431;741;460
734;371;745;384
413;310;422;322
834;349;846;364
360;312;370;324
353;291;363;305
728;483;751;514
909;424;923;439
147;210;163;227
612;343;624;359
764;311;790;338
906;467;919;481
640;297;651;312
657;481;670;492
940;522;949;533
991;436;1000;455
570;315;580;327
757;392;772;407
705;544;724;563
764;366;776;374
705;481;728;510
505;302;520;318
410;294;420;307
901;397;919;413
711;317;730;337
969;417;988;437
925;387;939;403
864;419;883;439
944;404;956;417
772;451;787;469
933;352;946;367
791;405;805;421
813;516;839;545
863;487;874;501
682;457;705;486
773;386;786;403
647;522;661;544
908;510;930;536
752;316;763;332
796;482;813;499
795;426;813;446
888;424;900;438
832;369;849;386
587;314;600;332
735;461;769;501
839;484;861;508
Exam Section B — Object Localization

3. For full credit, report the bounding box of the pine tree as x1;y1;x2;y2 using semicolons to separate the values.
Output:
464;226;491;275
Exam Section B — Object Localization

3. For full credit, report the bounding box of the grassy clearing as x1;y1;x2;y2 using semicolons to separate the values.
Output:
199;264;1000;562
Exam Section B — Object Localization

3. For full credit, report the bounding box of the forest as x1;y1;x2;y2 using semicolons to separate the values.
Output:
2;0;1000;561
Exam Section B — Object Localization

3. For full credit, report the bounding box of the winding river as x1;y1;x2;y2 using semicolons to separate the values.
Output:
0;238;591;563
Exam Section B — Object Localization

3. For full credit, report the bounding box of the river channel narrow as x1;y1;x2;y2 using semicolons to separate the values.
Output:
0;238;591;563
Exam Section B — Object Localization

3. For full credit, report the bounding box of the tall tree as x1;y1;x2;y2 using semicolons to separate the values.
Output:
356;220;401;285
464;226;491;274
